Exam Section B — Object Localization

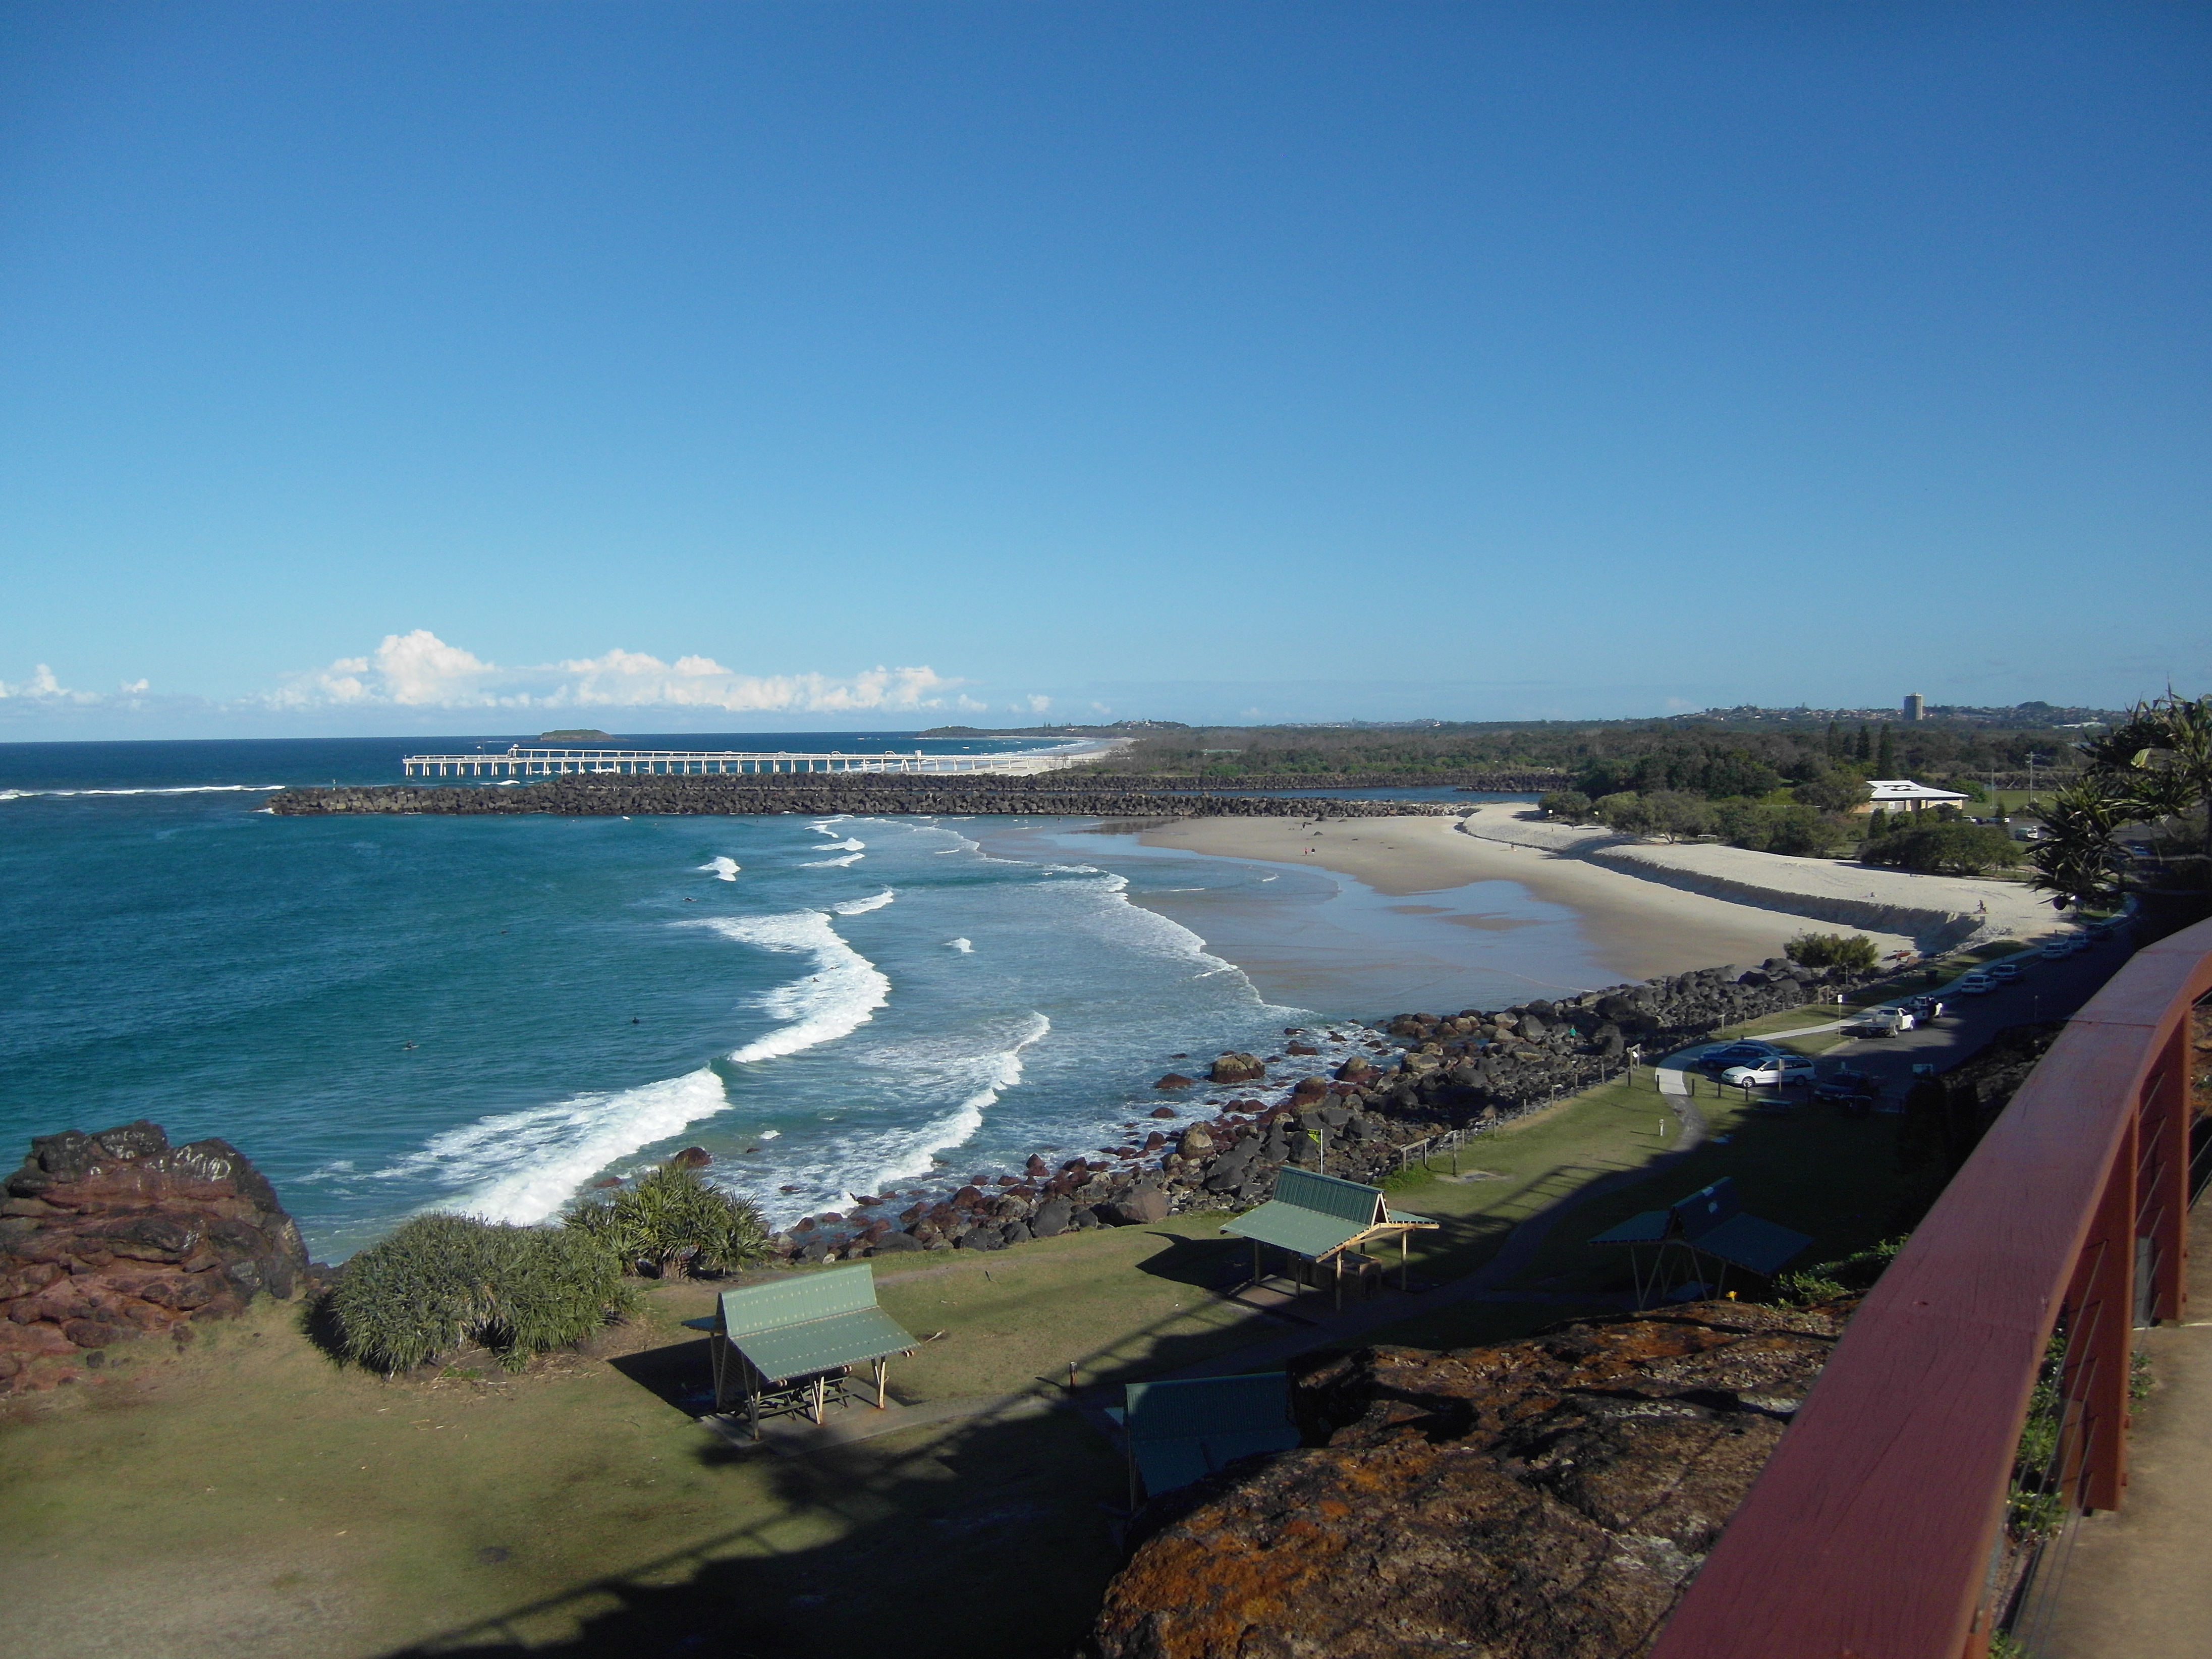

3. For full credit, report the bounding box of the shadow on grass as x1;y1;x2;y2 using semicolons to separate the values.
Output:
383;1404;1124;1659
387;1252;1360;1659
606;1335;718;1419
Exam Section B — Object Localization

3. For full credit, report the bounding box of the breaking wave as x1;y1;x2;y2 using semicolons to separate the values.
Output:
375;1066;732;1226
699;911;891;1063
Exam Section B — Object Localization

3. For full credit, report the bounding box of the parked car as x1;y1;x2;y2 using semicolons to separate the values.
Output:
1697;1041;1786;1072
1901;995;1947;1021
1815;1066;1881;1105
1955;972;1997;994
1989;961;2025;983
1846;1008;1915;1037
1721;1055;1819;1088
2039;938;2079;959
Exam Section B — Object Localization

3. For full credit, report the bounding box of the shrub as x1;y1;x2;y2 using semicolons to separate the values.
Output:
1774;1236;1906;1306
329;1214;630;1374
1537;790;1592;821
1785;931;1881;972
1792;770;1873;814
564;1163;773;1278
1715;802;1846;856
1863;821;2022;875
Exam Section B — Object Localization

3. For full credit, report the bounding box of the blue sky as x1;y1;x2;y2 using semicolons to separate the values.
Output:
2;2;2205;737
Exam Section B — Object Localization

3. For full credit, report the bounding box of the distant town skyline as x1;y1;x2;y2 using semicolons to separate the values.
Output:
4;4;2205;740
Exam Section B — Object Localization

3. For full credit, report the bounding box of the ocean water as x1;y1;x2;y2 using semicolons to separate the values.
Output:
0;737;1605;1259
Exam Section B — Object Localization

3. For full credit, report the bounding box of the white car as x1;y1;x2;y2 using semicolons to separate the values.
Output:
1721;1056;1818;1088
1955;972;1996;994
1849;1008;1916;1036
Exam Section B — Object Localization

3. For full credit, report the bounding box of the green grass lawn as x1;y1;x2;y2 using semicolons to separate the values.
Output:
0;1056;1906;1657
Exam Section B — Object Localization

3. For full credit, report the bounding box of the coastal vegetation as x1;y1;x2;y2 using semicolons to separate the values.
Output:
1861;821;2023;877
563;1162;773;1277
1077;707;2106;789
2028;690;2212;914
328;1214;633;1374
1784;932;1883;972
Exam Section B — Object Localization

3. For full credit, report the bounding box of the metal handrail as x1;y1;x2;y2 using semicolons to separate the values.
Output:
1650;913;2212;1658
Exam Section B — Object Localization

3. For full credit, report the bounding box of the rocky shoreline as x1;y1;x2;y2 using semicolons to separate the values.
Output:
765;952;1868;1265
0;1122;311;1393
266;778;1469;818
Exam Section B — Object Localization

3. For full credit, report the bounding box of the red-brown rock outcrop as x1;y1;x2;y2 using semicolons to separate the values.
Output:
0;1121;310;1392
1090;1301;1853;1659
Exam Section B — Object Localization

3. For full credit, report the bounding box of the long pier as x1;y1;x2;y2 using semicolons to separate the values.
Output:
398;743;1107;779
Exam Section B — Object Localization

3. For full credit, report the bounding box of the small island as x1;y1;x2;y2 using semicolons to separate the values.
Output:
537;728;613;742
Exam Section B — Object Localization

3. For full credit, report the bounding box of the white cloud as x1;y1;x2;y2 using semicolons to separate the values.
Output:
1021;694;1052;714
268;630;962;713
0;663;103;703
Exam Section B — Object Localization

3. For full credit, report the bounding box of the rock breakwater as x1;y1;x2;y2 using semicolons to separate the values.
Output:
0;1121;311;1393
1090;1300;1854;1658
268;778;1466;818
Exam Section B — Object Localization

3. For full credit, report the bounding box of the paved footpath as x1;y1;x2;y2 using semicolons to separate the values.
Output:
2040;1198;2212;1656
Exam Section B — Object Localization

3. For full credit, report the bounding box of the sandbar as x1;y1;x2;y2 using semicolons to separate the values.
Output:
1137;814;1917;986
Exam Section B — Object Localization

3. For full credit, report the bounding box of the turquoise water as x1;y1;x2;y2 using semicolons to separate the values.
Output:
0;738;1608;1259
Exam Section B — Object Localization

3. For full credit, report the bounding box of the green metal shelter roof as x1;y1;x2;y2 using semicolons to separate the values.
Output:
1123;1373;1299;1498
715;1263;918;1386
1222;1167;1435;1261
1687;1213;1812;1278
1590;1210;1671;1246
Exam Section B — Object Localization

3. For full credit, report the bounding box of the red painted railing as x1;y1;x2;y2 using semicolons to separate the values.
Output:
1650;913;2212;1659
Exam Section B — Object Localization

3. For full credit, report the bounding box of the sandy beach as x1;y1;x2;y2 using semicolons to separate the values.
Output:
1136;813;1920;987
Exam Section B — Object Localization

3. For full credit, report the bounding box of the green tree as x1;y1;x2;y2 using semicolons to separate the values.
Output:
1785;931;1882;971
1863;821;2021;876
2076;690;2212;859
2025;781;2130;910
1762;805;1846;856
1855;724;1872;762
1877;723;1897;776
1537;789;1592;821
329;1214;630;1374
564;1163;773;1278
1794;770;1874;814
1591;790;1645;832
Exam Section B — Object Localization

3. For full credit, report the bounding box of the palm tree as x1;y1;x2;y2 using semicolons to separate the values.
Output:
2076;691;2212;858
565;1163;772;1278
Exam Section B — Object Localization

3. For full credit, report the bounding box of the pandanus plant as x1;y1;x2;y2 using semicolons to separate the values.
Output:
564;1162;773;1278
2028;691;2212;911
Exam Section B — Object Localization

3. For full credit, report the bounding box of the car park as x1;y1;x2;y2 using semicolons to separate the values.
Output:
1697;1041;1786;1072
1721;1055;1818;1088
1846;1007;1915;1037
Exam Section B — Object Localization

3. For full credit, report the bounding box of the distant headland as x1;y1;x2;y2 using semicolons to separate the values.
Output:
536;728;614;742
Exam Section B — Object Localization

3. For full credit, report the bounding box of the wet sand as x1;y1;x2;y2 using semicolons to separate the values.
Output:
1135;814;1914;988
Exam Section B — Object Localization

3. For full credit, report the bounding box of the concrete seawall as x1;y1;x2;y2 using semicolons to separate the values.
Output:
1583;845;1990;953
1452;806;2054;954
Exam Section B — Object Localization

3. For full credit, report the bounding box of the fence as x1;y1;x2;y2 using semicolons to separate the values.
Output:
1648;913;2212;1658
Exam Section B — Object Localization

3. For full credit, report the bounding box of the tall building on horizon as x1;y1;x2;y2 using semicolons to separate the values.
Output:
1903;693;1925;722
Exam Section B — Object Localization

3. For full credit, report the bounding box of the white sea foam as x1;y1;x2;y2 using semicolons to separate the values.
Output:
376;1066;732;1225
814;838;865;852
698;910;891;1063
862;1013;1050;1190
0;784;285;801
802;851;864;868
699;856;742;880
946;937;974;952
832;889;895;916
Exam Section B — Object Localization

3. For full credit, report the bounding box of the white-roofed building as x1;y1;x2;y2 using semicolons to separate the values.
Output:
1857;778;1971;814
